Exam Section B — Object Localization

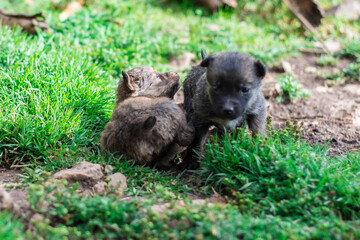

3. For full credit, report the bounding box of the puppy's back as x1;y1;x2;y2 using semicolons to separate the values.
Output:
100;97;193;165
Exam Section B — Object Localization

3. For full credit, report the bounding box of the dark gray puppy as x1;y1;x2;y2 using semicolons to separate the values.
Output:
181;51;267;169
101;67;193;169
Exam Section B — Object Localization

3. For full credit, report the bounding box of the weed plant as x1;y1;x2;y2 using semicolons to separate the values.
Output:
276;73;312;103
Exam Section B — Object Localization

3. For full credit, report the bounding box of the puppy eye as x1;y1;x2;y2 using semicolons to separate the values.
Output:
241;87;250;93
213;84;221;90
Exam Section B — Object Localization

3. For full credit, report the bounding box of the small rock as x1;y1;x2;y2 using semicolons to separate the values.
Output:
80;189;93;196
52;161;103;185
8;189;29;216
0;187;13;210
282;61;293;73
209;194;227;206
150;203;167;214
343;84;360;95
305;66;317;73
261;73;280;98
192;199;208;205
315;86;332;93
328;0;360;20
151;198;216;216
104;165;114;174
314;40;342;54
93;181;106;193
168;52;195;71
28;213;45;231
107;173;127;195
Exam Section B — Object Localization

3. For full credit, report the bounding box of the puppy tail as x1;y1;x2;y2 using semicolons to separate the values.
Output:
201;49;206;60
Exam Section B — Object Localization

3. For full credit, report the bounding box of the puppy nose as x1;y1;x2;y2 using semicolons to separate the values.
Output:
223;107;234;116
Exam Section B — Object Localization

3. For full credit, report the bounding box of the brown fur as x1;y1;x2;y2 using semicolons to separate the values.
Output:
101;67;193;169
116;66;180;104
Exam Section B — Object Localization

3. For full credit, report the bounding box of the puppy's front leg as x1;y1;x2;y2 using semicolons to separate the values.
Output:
246;112;266;136
179;124;209;170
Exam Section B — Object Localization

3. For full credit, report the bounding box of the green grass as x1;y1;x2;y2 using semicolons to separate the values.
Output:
317;54;339;66
0;0;360;238
198;126;360;238
0;26;111;167
23;172;360;239
0;211;24;240
0;0;358;169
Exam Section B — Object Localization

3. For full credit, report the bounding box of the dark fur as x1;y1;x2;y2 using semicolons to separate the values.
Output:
101;67;193;169
182;51;267;169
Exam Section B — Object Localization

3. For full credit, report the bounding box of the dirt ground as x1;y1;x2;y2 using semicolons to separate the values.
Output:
266;55;360;155
0;168;22;185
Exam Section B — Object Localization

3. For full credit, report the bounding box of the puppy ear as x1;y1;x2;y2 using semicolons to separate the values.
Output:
254;60;266;79
201;49;206;60
122;71;135;91
200;55;214;67
143;116;156;130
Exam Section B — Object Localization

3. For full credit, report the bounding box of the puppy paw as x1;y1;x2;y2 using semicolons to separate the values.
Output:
178;158;200;170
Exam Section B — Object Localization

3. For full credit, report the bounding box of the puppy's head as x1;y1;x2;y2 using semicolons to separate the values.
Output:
117;66;180;102
201;52;266;120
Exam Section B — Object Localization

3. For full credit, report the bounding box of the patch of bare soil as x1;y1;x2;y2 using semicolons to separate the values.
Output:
267;55;360;155
0;168;22;185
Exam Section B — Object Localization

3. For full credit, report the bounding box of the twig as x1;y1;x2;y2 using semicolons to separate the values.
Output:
283;0;330;53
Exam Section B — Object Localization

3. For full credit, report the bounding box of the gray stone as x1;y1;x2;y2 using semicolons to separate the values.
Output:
28;213;45;231
0;187;13;210
282;61;293;73
331;0;360;20
107;173;127;195
305;66;317;73
94;181;106;193
261;73;280;98
52;161;103;185
104;165;114;174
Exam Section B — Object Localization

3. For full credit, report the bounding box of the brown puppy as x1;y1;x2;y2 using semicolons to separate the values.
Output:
116;66;180;104
182;51;267;170
101;67;194;169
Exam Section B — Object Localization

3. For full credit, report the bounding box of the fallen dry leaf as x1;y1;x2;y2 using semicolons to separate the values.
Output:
284;0;324;27
284;0;330;52
0;8;48;35
59;0;84;22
